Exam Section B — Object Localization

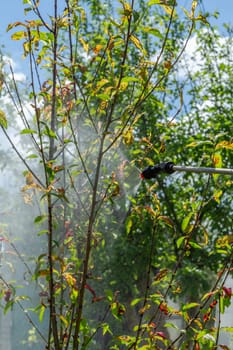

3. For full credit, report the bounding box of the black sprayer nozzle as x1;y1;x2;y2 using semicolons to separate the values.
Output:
141;162;174;180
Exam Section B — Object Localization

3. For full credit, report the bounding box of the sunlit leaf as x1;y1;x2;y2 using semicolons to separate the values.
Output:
148;0;161;5
130;35;146;54
79;37;89;53
216;141;233;150
123;127;134;145
212;153;222;167
213;189;223;203
11;31;26;40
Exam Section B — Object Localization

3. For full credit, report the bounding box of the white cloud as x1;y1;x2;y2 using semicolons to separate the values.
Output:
177;29;233;79
2;55;26;82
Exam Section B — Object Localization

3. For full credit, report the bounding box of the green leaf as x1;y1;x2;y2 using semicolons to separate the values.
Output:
20;128;37;135
34;215;47;224
26;153;38;159
4;300;14;314
182;302;199;311
130;298;143;306
102;323;113;336
148;0;161;5
176;236;186;249
43;127;57;138
220;327;233;333
37;229;49;236
164;322;179;330
105;289;113;302
189;241;201;249
125;216;133;235
219;294;225;314
39;305;46;322
121;76;139;83
181;212;193;232
142;26;162;39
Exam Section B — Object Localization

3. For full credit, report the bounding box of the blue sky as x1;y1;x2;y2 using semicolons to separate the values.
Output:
0;0;232;68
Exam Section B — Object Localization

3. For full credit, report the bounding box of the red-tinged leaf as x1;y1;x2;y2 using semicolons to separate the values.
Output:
155;331;167;339
37;269;50;277
223;287;232;298
194;342;200;350
85;283;96;297
154;269;168;281
219;345;230;350
158;215;174;228
7;21;27;32
92;296;104;303
64;273;76;287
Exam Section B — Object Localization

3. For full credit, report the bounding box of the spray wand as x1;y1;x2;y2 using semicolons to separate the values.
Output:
140;161;233;180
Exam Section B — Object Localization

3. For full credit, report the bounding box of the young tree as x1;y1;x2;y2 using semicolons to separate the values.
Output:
0;1;232;349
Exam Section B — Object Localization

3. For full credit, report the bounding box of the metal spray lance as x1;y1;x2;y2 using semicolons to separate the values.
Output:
140;162;233;180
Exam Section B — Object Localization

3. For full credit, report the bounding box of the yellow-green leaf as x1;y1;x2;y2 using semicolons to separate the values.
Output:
212;153;222;167
191;0;198;18
130;35;146;54
123;127;134;145
59;315;69;327
213;189;223;204
0;110;7;128
160;5;174;15
11;31;26;41
79;37;89;53
182;302;199;311
216;141;233;150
